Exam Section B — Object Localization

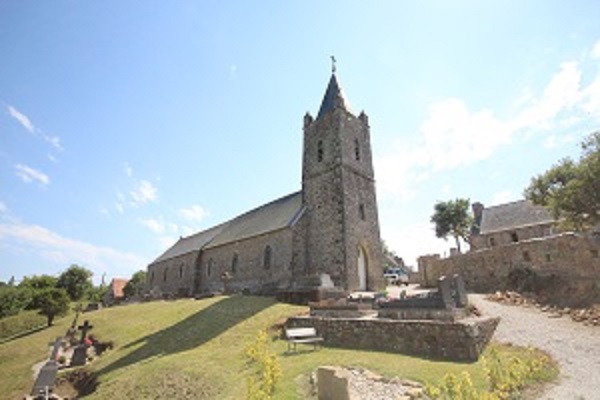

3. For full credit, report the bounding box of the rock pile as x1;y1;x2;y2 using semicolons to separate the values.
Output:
315;366;428;400
486;291;600;326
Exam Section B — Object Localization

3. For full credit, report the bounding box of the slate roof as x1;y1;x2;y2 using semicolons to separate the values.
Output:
479;200;554;235
150;192;304;264
151;223;227;264
206;191;304;248
317;73;352;119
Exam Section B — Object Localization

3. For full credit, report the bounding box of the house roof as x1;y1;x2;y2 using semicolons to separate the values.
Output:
150;191;304;264
317;73;352;119
479;200;554;235
151;223;227;264
110;278;129;298
206;191;304;248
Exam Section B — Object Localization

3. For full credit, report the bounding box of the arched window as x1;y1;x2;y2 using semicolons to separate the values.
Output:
150;271;154;285
354;138;361;161
317;140;323;162
207;258;214;277
264;245;272;269
231;253;239;274
179;263;184;278
163;267;168;282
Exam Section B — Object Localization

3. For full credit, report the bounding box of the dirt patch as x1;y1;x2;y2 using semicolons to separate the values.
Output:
55;369;99;398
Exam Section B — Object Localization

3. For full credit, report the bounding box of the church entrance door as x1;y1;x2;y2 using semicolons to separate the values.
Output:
357;246;367;291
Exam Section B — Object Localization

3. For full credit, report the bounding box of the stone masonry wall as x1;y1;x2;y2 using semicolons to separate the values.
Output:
198;228;294;294
286;316;499;361
472;223;555;249
419;233;600;305
147;251;198;297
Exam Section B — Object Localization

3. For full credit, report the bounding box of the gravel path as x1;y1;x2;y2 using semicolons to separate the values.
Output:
470;294;600;400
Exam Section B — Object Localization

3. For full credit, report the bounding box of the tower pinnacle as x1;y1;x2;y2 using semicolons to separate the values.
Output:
317;68;352;119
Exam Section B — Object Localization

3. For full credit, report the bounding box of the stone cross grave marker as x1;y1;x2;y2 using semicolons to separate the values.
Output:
31;337;62;397
70;320;93;367
78;320;93;343
453;274;469;308
437;276;454;309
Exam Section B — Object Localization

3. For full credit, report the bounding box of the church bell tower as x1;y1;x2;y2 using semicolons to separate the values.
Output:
300;68;384;291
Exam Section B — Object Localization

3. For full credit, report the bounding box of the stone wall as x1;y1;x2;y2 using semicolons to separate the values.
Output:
147;250;198;297
286;315;499;361
472;222;555;250
419;233;600;306
198;228;294;294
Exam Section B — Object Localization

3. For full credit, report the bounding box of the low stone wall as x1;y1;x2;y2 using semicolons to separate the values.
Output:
286;315;499;362
418;233;600;306
377;308;467;322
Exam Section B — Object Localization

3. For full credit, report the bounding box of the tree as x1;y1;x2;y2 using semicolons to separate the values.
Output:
36;288;70;326
57;265;93;301
87;285;109;303
19;274;58;291
524;132;600;230
17;274;59;309
123;270;146;298
430;198;473;253
0;286;32;318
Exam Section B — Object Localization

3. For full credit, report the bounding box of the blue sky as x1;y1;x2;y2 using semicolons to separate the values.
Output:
1;1;600;284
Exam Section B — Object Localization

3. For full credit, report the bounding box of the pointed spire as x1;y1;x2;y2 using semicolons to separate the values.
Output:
317;69;352;119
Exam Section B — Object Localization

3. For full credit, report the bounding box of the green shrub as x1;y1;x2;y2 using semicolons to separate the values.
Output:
0;310;46;341
244;330;282;400
0;286;32;318
426;347;556;399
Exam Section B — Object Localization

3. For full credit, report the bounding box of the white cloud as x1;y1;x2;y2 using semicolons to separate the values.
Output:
381;222;454;269
7;105;35;133
140;218;165;234
7;105;64;153
159;235;178;250
591;39;600;59
229;64;238;80
179;205;208;223
0;222;147;277
490;190;516;206
14;164;50;186
124;163;133;178
420;98;510;170
130;180;157;205
0;202;6;213
44;135;63;151
581;75;600;118
511;62;581;131
377;46;600;201
115;202;125;214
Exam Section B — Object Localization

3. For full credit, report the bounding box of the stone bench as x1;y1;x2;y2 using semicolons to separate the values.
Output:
285;327;323;352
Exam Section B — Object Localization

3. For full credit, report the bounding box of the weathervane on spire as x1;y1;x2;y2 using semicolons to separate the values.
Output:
330;55;336;74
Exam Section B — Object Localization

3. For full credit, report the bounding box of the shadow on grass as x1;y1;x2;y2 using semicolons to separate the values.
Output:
96;295;274;377
0;325;48;345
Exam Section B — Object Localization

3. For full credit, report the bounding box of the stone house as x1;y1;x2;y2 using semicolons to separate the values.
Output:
146;71;385;297
470;200;555;250
102;278;128;306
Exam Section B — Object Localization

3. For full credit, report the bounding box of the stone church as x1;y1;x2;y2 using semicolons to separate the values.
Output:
146;71;385;297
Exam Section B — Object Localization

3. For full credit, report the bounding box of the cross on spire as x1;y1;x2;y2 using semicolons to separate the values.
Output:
330;55;336;74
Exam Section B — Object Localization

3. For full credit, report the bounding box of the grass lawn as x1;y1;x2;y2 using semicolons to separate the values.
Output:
0;295;555;399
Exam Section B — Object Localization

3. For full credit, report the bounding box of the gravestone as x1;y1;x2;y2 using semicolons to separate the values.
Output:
453;274;469;308
70;320;93;367
31;337;62;397
437;276;454;309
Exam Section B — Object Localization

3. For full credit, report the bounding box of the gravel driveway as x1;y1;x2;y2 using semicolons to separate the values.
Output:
470;294;600;400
